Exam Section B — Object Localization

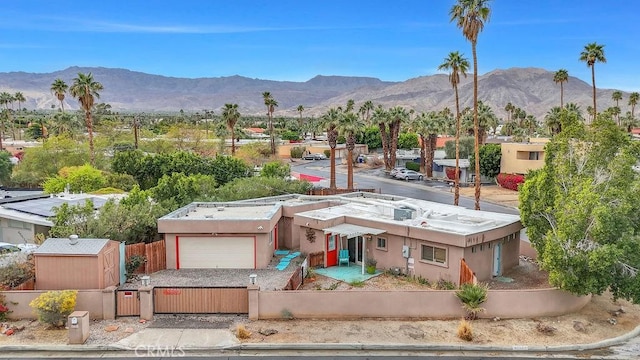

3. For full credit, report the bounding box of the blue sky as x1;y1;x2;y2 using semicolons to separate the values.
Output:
1;0;638;90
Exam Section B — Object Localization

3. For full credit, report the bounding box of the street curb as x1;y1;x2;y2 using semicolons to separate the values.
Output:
2;325;638;353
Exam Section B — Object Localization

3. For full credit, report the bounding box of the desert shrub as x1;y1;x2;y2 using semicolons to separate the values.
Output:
536;322;557;335
325;282;340;290
0;260;35;288
457;319;473;341
496;173;525;191
105;172;137;191
260;161;290;178
349;280;365;287
280;308;294;320
0;292;10;321
455;283;488;320
435;279;456;290
235;324;252;339
91;187;126;195
405;161;420;171
30;290;78;327
125;255;147;279
323;149;331;158
290;147;306;158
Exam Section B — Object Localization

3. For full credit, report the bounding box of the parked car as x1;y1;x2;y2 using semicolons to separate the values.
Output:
0;242;37;255
303;153;328;160
389;167;408;177
395;170;424;181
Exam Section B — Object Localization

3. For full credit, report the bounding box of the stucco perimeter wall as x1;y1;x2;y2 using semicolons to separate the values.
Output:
253;288;590;320
1;288;116;320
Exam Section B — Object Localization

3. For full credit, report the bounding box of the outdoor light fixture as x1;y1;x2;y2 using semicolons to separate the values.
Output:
249;274;257;284
257;226;264;230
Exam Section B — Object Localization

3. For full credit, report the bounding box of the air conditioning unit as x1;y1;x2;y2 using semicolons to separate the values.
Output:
394;207;416;221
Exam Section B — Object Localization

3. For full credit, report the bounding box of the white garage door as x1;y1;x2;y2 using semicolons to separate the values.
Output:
178;236;254;269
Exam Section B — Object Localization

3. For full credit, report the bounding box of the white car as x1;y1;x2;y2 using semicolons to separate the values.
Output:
0;242;37;268
394;170;424;181
389;167;408;177
303;153;328;160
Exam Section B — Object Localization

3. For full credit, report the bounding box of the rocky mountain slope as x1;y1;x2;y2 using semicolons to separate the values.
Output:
0;66;630;120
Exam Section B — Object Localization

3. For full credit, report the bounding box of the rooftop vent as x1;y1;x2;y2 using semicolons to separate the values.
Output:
69;234;79;245
394;207;416;221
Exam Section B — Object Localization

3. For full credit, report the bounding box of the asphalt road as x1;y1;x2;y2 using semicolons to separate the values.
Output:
292;159;519;215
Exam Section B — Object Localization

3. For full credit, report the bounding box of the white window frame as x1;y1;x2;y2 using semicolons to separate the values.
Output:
420;243;447;265
376;237;387;251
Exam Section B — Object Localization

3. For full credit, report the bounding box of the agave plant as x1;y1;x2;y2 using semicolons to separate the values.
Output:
455;283;489;320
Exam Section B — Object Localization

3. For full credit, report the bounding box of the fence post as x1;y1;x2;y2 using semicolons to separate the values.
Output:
247;285;260;320
102;286;117;320
139;286;154;321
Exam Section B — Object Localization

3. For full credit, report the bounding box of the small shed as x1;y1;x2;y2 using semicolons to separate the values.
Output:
33;236;120;290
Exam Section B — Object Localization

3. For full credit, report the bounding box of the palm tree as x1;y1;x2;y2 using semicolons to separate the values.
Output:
0;92;14;147
262;92;278;155
296;105;305;127
504;102;513;123
629;92;640;119
14;92;25;113
553;69;569;108
222;103;241;155
338;112;360;190
544;107;562;135
450;0;491;211
612;90;623;125
387;106;409;171
580;42;606;120
438;51;469;206
70;72;103;164
371;106;392;170
51;78;68;112
320;108;341;189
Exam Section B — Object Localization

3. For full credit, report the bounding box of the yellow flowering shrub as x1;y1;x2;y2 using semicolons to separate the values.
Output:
29;290;78;327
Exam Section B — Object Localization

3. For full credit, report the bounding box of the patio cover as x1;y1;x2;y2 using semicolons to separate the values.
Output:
323;224;385;238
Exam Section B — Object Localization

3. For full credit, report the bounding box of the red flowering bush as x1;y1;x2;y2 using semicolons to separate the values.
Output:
0;291;10;321
496;173;525;191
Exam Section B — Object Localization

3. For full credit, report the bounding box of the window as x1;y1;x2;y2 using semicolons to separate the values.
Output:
9;220;28;229
269;230;273;245
421;244;447;264
376;237;387;250
529;151;541;160
471;246;477;253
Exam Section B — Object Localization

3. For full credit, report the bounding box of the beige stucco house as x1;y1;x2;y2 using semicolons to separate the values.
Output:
158;192;522;285
500;139;549;175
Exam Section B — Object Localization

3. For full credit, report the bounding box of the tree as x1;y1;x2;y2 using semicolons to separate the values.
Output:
213;176;312;202
579;42;606;119
469;143;501;178
338;111;361;189
0;92;14;148
42;164;107;194
0;151;14;184
612;90;623;125
14;92;25;114
519;116;640;303
320;108;341;189
450;0;491;210
629;92;640;119
262;92;278;155
51;79;68;112
296;105;305;128
387;106;409;171
222;103;240;155
70;72;103;164
150;172;217;210
371;106;392;170
553;69;569;108
260;161;291;178
439;51;470;206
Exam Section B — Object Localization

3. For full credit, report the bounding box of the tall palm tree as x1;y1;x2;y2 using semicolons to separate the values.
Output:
320;108;341;189
361;100;374;122
70;72;103;164
438;51;469;206
14;92;25;113
629;92;640;119
51;78;68;112
338;112;360;190
553;69;569;108
222;103;241;155
371;106;392;170
450;0;491;211
504;102;513;123
611;90;623;125
0;92;14;146
580;42;606;120
262;92;278;155
544;107;563;135
387;106;409;171
296;105;305;128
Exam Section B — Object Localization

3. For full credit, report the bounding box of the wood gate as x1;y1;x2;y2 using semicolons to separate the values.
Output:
153;287;249;314
116;289;140;316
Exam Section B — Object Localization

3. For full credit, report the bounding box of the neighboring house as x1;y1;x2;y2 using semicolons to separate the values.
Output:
158;192;522;285
244;128;269;139
0;192;122;245
432;159;471;184
500;139;549;175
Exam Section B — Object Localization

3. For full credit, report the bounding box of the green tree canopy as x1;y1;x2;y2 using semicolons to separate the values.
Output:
444;137;474;159
469;143;501;178
260;161;291;178
0;151;14;185
43;164;107;194
150;172;217;210
398;132;420;150
214;177;312;202
519;117;640;303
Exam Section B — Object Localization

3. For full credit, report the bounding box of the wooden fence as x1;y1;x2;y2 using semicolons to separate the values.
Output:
116;289;140;317
459;258;477;285
153;287;248;314
283;266;303;290
125;240;166;274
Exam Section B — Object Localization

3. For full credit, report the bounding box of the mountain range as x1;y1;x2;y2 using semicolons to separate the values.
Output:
0;66;631;120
